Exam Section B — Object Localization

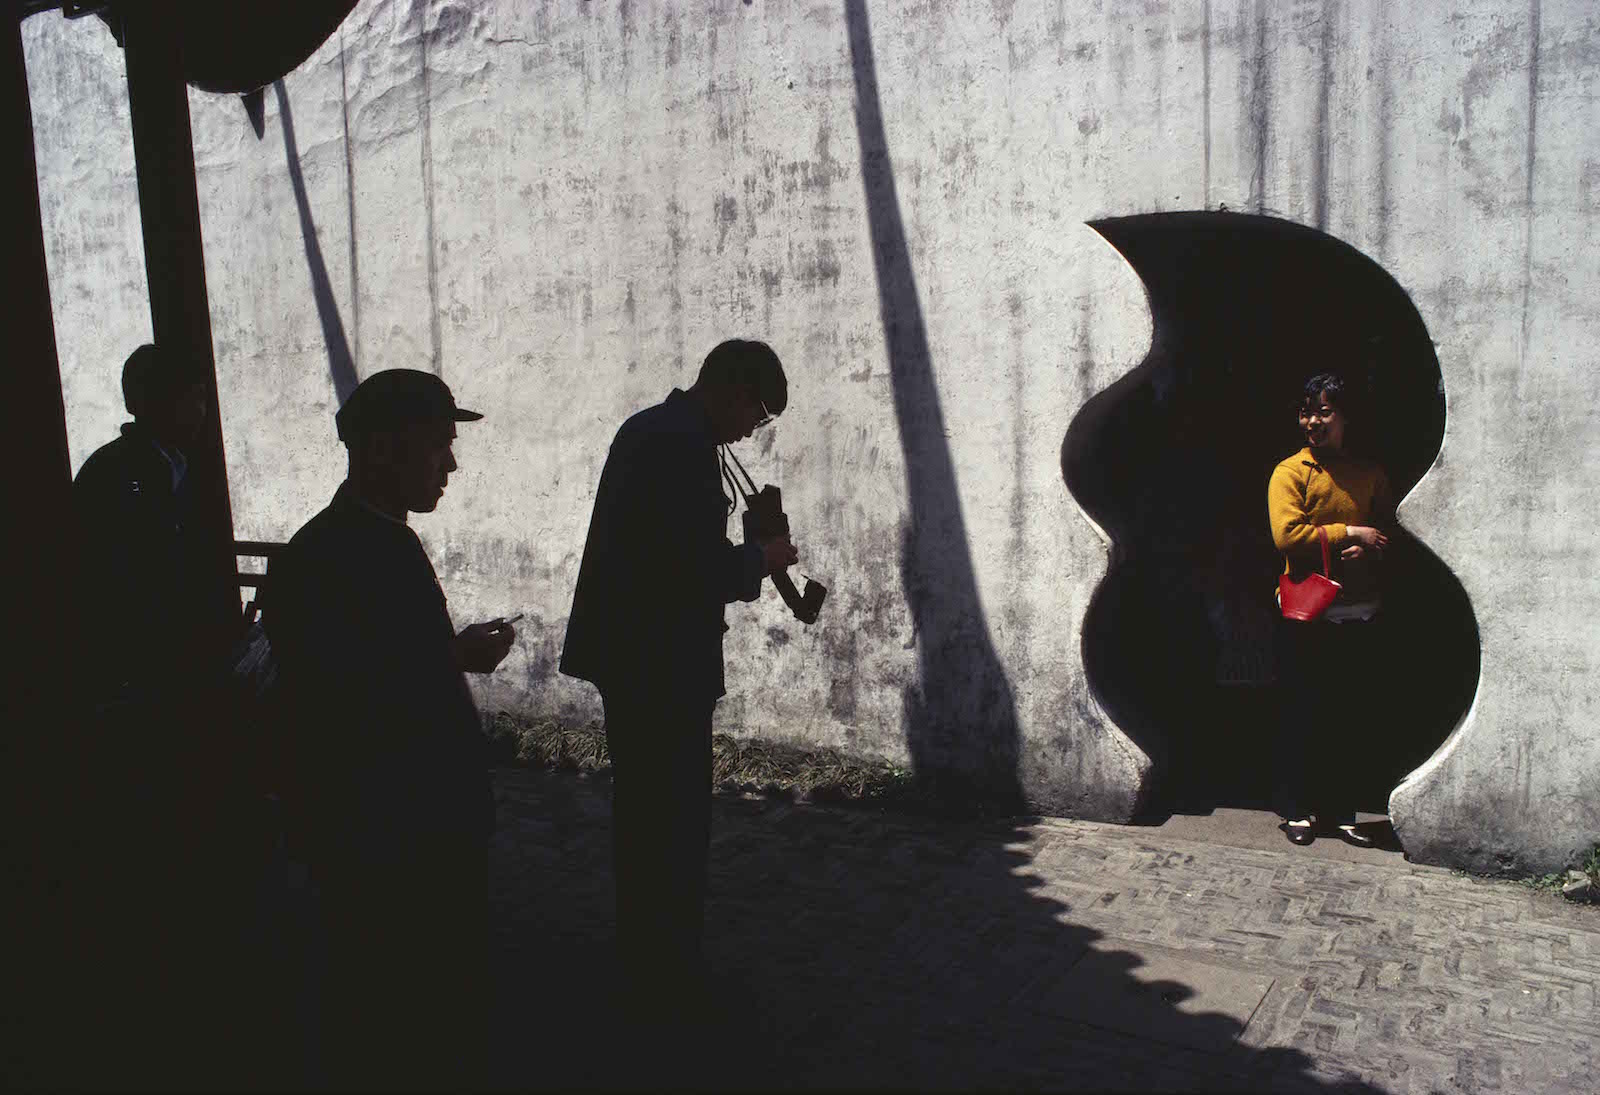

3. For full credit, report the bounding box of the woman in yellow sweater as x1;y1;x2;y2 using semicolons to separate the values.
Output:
1268;373;1393;846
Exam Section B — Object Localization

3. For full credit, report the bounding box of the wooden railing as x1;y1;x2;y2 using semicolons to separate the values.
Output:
235;540;284;625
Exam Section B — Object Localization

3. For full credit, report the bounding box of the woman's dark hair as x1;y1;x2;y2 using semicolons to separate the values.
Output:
1300;372;1347;414
1299;370;1380;453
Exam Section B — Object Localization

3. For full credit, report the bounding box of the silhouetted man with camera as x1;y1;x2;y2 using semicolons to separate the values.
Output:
562;339;798;1018
264;368;515;1088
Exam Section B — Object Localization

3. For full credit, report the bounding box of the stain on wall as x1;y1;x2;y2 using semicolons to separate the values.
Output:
1246;0;1271;212
1519;0;1541;364
1311;0;1335;229
417;1;443;375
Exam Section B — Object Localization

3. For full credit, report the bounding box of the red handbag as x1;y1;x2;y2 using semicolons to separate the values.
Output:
1278;526;1341;621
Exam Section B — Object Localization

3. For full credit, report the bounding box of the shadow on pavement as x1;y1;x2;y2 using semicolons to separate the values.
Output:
486;768;1388;1092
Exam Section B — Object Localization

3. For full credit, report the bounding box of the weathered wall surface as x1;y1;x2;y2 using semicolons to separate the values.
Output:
24;1;1600;873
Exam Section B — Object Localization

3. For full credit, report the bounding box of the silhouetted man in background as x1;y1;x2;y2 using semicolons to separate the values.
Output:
75;343;216;719
561;339;798;1023
263;368;515;1088
70;342;246;1086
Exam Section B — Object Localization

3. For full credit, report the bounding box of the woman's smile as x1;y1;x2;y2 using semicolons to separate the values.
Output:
1299;400;1346;449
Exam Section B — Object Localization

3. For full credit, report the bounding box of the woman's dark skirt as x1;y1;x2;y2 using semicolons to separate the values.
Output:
1274;614;1393;826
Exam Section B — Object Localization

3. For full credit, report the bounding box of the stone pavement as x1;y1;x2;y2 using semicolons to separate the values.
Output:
485;768;1597;1093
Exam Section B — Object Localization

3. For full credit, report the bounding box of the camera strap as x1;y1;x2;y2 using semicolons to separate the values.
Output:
718;444;759;508
717;449;739;513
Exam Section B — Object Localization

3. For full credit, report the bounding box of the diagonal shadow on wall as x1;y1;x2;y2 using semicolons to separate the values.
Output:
844;0;1021;804
273;80;358;404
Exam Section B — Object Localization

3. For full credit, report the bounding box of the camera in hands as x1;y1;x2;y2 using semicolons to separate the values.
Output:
721;449;827;625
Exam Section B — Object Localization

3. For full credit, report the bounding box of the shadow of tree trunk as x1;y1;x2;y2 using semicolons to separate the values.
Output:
274;79;357;404
844;0;1022;804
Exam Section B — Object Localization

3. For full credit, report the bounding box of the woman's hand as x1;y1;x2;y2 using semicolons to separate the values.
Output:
1341;525;1388;560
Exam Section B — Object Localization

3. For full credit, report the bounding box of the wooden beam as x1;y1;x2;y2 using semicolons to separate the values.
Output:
2;12;82;1083
122;5;241;653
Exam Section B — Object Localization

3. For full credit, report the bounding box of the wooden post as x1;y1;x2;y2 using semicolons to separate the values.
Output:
122;5;240;654
3;11;82;1084
2;11;76;718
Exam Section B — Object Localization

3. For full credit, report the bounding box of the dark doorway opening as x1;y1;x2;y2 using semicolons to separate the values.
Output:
1063;212;1480;823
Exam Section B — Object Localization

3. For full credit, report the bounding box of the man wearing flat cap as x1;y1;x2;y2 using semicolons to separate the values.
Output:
263;368;514;1087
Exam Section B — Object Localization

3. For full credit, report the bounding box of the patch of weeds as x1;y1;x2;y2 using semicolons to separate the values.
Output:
485;714;609;771
1518;872;1567;895
484;711;1023;819
1508;844;1599;905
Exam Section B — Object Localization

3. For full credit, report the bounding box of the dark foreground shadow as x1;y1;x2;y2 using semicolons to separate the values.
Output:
484;768;1390;1093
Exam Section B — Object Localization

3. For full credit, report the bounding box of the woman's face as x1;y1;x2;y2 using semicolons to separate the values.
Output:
1298;391;1347;450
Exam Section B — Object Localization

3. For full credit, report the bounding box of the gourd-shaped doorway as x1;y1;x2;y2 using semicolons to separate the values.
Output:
1064;212;1480;822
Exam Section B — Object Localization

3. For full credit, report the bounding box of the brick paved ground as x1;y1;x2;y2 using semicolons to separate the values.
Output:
485;768;1596;1093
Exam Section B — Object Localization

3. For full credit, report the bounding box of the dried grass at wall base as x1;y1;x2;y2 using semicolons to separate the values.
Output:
483;712;1020;819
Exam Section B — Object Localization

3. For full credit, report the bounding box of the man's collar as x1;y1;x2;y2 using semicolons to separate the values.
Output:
120;420;173;454
121;421;186;485
334;481;410;526
667;387;717;444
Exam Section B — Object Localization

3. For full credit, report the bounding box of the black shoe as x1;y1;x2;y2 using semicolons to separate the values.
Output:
1282;819;1314;845
1337;823;1375;847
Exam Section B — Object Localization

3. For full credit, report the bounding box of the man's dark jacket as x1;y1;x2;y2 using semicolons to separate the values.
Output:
560;389;763;700
263;484;491;860
73;422;212;706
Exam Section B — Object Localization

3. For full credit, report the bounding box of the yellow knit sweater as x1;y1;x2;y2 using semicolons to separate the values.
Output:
1267;447;1393;590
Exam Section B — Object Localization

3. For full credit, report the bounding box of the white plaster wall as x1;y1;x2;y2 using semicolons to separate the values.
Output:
24;0;1600;872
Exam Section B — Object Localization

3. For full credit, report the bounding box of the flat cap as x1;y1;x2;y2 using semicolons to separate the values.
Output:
335;368;482;441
